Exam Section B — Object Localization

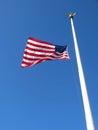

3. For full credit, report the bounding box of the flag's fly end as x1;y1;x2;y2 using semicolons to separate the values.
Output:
67;13;76;19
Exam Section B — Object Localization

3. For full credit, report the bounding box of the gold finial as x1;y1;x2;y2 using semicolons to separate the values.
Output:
67;13;76;19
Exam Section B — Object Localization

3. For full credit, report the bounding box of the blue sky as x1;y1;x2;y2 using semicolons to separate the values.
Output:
0;0;98;130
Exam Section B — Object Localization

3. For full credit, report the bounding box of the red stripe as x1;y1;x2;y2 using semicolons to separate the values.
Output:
21;60;44;68
27;42;54;49
34;59;44;65
28;37;54;46
21;61;32;67
23;56;41;61
24;51;62;58
23;56;33;61
23;56;57;62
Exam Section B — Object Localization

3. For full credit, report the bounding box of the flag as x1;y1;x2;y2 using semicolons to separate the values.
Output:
21;37;70;68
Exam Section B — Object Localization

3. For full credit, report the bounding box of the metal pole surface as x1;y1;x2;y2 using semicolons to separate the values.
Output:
68;13;95;130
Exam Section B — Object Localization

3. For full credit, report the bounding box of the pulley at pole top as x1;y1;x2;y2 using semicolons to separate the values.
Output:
67;13;76;19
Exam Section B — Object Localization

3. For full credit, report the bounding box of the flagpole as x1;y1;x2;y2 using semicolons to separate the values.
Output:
68;13;95;130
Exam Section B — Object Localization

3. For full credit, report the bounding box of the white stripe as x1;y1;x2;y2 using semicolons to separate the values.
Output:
23;59;34;63
27;44;54;51
21;60;41;67
21;63;27;67
24;51;60;58
25;49;54;56
23;52;68;59
23;54;61;60
23;54;43;59
28;39;55;48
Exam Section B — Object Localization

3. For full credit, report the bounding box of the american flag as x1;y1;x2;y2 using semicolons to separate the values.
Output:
21;37;70;68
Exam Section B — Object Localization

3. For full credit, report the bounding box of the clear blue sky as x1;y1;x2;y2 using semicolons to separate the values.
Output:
0;0;98;130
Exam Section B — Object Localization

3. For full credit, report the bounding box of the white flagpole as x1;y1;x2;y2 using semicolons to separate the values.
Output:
68;13;95;130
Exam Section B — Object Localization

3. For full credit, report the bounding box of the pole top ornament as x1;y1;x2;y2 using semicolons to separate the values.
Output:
67;13;76;19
